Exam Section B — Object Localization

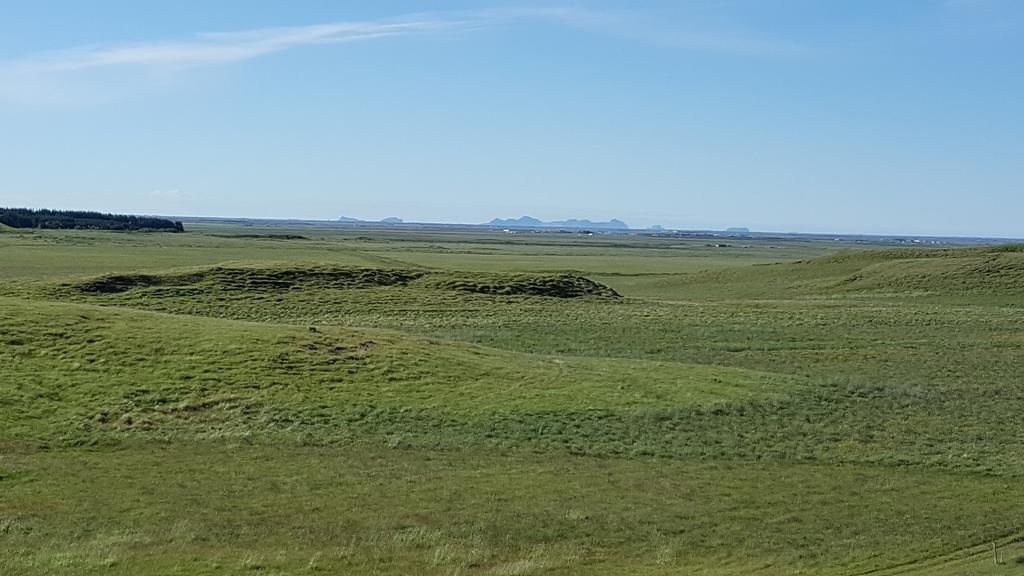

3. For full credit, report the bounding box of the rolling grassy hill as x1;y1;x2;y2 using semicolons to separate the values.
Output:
2;231;1023;575
628;244;1024;301
1;296;796;446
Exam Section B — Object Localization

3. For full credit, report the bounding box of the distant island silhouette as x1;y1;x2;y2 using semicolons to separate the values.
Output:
487;216;629;230
336;214;631;229
337;216;403;224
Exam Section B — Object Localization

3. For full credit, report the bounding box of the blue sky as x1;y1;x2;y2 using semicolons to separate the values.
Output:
0;1;1021;237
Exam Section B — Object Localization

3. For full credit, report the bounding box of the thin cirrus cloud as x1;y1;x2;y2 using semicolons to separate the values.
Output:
11;19;464;73
0;15;467;105
0;7;803;104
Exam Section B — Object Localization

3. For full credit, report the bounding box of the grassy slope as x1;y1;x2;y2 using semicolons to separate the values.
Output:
3;232;1024;574
624;244;1024;301
0;296;797;445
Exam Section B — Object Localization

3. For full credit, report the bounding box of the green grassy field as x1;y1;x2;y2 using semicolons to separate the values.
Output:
2;227;1023;575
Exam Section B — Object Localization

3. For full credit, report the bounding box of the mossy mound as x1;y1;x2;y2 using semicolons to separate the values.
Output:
427;273;620;299
73;265;425;294
70;265;619;299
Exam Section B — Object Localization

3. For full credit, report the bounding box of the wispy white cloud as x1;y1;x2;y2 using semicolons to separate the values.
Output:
0;7;804;105
0;16;467;105
9;18;462;73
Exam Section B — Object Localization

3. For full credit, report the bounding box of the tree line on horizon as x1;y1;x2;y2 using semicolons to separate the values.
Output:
0;207;184;232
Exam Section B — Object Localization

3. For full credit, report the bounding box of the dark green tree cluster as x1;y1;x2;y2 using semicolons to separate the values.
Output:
0;208;184;232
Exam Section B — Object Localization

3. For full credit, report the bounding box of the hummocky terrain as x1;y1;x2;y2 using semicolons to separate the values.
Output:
1;225;1022;575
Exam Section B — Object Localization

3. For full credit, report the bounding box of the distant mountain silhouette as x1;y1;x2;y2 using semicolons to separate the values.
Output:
337;216;404;224
335;214;629;229
725;227;751;233
487;216;629;229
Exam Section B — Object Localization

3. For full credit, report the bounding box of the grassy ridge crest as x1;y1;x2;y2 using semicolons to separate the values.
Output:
663;243;1024;300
